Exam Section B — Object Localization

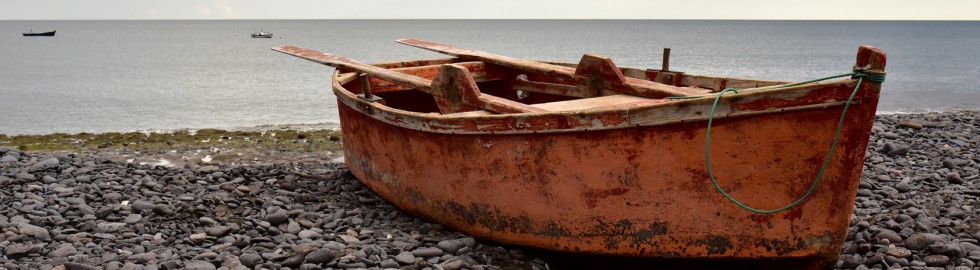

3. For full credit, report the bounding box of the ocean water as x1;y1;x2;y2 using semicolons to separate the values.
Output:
1;20;978;135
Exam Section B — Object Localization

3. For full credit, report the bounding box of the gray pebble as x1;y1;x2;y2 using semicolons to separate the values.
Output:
17;223;51;240
206;226;231;237
395;251;416;265
238;253;263;268
132;200;155;212
905;233;944;250
266;211;289;225
304;248;336;264
29;157;60;172
412;247;445;257
923;254;949;267
62;262;99;270
183;261;217;270
123;214;142;224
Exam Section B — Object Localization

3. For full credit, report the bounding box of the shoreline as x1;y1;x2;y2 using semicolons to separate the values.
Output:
1;110;978;269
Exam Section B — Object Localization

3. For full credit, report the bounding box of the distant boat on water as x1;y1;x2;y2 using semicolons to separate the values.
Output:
251;31;273;38
23;30;56;37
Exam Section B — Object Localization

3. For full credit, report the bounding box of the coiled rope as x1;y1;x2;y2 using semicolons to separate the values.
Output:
684;71;884;214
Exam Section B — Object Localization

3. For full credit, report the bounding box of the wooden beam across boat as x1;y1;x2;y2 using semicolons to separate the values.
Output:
272;45;547;114
396;39;710;98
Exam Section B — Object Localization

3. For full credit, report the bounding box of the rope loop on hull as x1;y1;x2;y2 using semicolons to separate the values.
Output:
701;71;884;214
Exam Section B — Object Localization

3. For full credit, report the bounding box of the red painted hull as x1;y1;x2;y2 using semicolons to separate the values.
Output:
278;42;886;268
334;74;878;267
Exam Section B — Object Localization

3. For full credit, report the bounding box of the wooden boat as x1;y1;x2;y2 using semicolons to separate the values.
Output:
251;31;273;38
23;30;56;37
274;39;886;268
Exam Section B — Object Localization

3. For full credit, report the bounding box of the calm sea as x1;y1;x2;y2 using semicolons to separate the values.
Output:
1;20;978;135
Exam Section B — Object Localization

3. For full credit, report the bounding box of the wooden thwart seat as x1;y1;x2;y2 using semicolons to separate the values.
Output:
272;45;545;115
396;39;711;99
274;42;698;116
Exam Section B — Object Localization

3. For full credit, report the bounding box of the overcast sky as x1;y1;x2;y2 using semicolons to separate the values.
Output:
2;0;979;20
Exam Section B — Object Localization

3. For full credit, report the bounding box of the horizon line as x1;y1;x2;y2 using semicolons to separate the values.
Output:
4;18;980;22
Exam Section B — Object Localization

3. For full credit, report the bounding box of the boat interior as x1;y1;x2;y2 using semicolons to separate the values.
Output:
278;39;806;116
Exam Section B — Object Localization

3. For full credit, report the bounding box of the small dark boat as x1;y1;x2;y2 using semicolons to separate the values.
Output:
23;30;56;37
251;31;273;38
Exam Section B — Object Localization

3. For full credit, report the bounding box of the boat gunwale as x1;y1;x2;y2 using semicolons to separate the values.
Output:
330;64;864;135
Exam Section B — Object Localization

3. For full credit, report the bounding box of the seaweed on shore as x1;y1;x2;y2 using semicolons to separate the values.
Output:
0;128;343;153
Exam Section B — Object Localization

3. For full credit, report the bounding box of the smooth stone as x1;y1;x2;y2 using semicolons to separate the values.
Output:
897;121;923;129
304;249;336;264
4;242;37;256
906;233;945;250
395;251;416;265
882;142;910;156
190;232;207;242
265;212;289;225
876;230;903;244
0;156;17;162
958;242;980;254
437;239;465;255
17;223;51;240
438;258;466;270
62;263;99;270
336;262;366;269
885;247;912;258
298;229;321;240
923;254;949;267
238;253;262;268
379;259;400;268
48;243;77;258
206;226;231;237
840;254;865;269
198;217;218;225
293;242;323;255
412;247;444;257
123;214;142;224
282;254;306;267
129;252;158;262
183;261;217;270
29;157;60;172
132;200;156;212
298;264;322;270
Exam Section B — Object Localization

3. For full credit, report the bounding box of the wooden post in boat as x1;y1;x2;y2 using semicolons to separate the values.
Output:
574;54;630;98
430;64;480;113
852;45;886;90
357;73;384;103
662;48;670;71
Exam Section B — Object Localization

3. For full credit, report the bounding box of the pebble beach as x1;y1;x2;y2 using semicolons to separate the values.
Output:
0;111;978;270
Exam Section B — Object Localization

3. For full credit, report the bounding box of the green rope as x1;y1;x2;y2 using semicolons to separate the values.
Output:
701;71;884;214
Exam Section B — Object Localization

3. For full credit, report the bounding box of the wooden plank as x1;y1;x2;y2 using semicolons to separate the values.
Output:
442;110;496;117
273;45;431;89
396;39;708;98
368;62;516;93
509;79;589;98
274;45;545;114
531;94;661;112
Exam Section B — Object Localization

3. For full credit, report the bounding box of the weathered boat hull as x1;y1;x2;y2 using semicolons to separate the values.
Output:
334;78;878;266
278;42;885;267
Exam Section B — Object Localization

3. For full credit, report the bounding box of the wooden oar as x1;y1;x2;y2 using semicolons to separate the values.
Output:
273;45;547;114
396;39;708;98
